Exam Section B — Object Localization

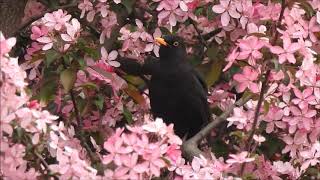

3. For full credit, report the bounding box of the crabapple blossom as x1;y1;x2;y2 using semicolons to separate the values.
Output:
226;151;255;164
237;36;266;66
3;0;320;179
212;0;241;27
233;66;260;93
270;35;301;64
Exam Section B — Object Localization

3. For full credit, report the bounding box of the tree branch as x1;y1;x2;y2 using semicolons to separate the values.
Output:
190;19;208;48
34;151;49;170
182;94;253;160
271;0;286;45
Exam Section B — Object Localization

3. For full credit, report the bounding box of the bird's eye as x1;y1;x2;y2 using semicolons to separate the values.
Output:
173;41;179;46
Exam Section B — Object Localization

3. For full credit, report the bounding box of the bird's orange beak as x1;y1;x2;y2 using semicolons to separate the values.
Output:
155;37;168;46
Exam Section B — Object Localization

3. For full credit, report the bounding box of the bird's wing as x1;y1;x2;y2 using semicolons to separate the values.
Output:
192;69;208;93
177;69;211;124
116;56;159;76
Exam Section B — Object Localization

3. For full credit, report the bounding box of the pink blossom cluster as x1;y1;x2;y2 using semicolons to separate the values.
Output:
119;20;162;58
152;0;194;28
21;9;81;82
78;0;119;44
1;33;43;178
101;118;182;179
0;32;99;179
6;0;320;178
223;0;320;174
31;9;81;51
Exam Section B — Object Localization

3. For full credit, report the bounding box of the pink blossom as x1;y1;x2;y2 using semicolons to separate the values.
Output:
253;134;266;145
155;0;188;27
30;25;48;40
270;35;301;64
247;23;266;34
273;161;296;175
36;36;54;50
294;17;320;42
78;0;93;18
286;106;316;132
300;141;320;171
226;151;255;164
264;107;286;133
256;2;281;21
223;47;239;72
144;28;162;57
42;9;71;31
61;18;81;43
292;88;316;109
226;107;248;129
100;47;120;67
212;0;241;26
0;32;16;56
233;66;260;93
100;11;118;44
138;147;166;177
237;36;266;66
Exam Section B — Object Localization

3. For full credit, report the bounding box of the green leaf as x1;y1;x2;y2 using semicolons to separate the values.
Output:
78;58;86;69
37;77;57;103
123;107;133;124
194;7;203;16
206;47;219;60
124;85;146;106
121;0;135;14
263;101;270;115
297;0;314;18
60;69;77;93
45;50;60;67
124;75;145;86
77;41;99;59
94;95;104;110
79;82;98;90
259;133;285;159
205;60;223;87
210;139;229;158
90;66;113;79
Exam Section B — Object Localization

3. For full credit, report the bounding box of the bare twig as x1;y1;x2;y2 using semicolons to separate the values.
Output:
246;70;270;152
271;0;286;45
182;94;253;160
69;90;83;128
190;19;208;48
34;151;49;170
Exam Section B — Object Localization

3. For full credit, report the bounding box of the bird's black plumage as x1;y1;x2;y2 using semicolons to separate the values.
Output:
117;35;210;138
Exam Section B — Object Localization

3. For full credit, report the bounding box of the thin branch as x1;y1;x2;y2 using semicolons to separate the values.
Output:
182;94;253;160
69;90;83;128
34;151;49;170
190;19;208;48
246;70;270;152
271;0;286;45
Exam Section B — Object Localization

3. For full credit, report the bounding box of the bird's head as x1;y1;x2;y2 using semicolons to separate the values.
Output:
155;35;186;61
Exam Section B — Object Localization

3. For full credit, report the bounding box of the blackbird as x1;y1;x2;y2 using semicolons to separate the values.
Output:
117;35;210;138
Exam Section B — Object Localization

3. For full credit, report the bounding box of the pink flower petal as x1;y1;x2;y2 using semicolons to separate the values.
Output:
221;12;230;26
212;5;225;14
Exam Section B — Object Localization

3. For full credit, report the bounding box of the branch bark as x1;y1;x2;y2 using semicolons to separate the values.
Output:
182;94;253;160
0;0;28;37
